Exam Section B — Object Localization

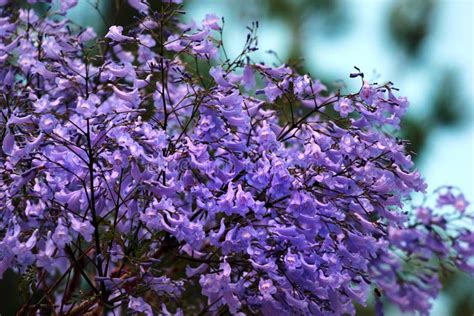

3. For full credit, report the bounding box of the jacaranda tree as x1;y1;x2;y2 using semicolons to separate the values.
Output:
0;0;472;315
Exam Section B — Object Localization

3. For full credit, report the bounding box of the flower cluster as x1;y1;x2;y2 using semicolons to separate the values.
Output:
0;1;472;315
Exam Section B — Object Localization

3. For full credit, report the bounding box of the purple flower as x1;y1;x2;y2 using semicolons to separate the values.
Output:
235;184;254;214
68;214;94;242
185;29;209;41
12;229;38;266
78;27;96;43
203;14;221;30
76;96;97;117
263;82;283;102
60;0;78;13
284;251;301;271
42;36;62;59
242;65;256;90
128;0;148;13
259;278;277;299
105;26;133;42
334;98;354;117
128;296;153;315
437;190;469;212
2;130;14;155
360;80;376;105
293;75;311;95
39;114;57;132
199;261;242;313
210;66;234;88
164;34;185;52
52;218;72;249
416;207;432;225
454;195;469;212
36;233;57;272
25;200;45;218
192;39;218;57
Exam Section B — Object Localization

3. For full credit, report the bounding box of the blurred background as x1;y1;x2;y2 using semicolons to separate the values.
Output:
1;0;473;314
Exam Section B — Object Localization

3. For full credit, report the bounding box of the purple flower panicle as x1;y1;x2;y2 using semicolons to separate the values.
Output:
0;1;472;315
